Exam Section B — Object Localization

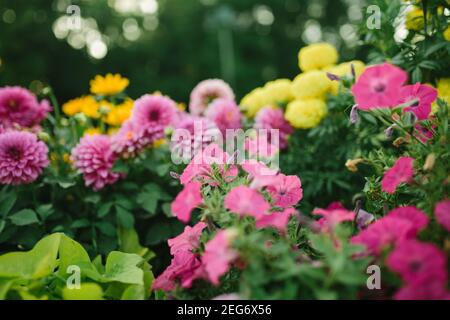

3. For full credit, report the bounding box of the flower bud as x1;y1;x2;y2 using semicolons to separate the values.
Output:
74;113;87;125
423;153;436;171
37;131;50;142
384;125;396;138
350;104;359;124
345;158;364;172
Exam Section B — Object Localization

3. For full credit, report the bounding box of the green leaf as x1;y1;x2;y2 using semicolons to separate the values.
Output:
0;193;17;218
70;219;91;229
97;202;113;218
62;283;103;300
96;221;117;237
9;209;39;226
119;227;154;260
137;192;158;215
36;204;53;220
103;251;144;285
116;206;135;229
58;234;93;278
0;220;5;235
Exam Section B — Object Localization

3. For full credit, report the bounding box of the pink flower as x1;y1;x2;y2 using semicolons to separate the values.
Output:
381;157;414;194
255;208;297;233
111;120;150;157
435;199;450;232
0;131;49;185
244;136;279;158
352;63;408;110
414;123;434;143
167;222;207;255
224;186;270;219
205;98;242;135
70;134;121;191
394;281;450;300
189;79;235;116
254;107;293;149
266;174;303;208
171;181;203;223
202;230;238;285
387;206;428;235
131;94;177;142
313;202;355;232
0;86;51;128
152;251;202;291
241;159;278;179
399;83;437;120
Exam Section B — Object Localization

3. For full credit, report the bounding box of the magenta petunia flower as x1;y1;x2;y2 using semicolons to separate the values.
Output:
167;222;207;255
435;199;450;232
266;174;303;208
111;120;150;157
189;79;235;116
241;159;278;179
0;86;51;128
205;98;242;135
399;83;437;120
202;230;238;285
171;181;203;223
0;131;49;185
70;134;121;191
255;207;297;233
254;107;293;149
352;63;408;110
394;280;450;300
381;157;414;194
387;240;447;286
387;206;428;235
313;202;355;232
224;185;270;219
414;123;434;143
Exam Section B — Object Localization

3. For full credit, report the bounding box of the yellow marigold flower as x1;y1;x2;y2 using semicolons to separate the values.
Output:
84;127;101;136
298;42;338;72
263;79;295;104
326;60;366;95
62;96;91;116
436;78;450;107
291;71;331;100
444;26;450;41
90;73;129;96
104;99;134;126
405;6;424;31
79;96;101;119
240;87;268;118
285;99;327;129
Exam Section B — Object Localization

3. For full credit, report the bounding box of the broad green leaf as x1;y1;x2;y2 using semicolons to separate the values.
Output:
58;234;93;278
97;202;113;218
0;193;17;218
0;220;5;235
116;206;135;229
9;209;39;226
62;283;103;300
103;251;144;285
120;284;145;300
36;204;53;220
0;279;14;299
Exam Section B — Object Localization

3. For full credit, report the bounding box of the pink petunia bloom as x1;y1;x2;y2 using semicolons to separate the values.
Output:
111;120;150;157
399;83;437;120
205;98;242;135
381;157;414;194
167;222;207;255
71;134;122;191
0;131;49;185
414;123;434;143
224;185;270;219
241;159;278;180
266;174;303;208
171;181;203;223
255;207;297;233
170;116;221;161
0;86;51;128
313;202;355;233
244;135;279;158
394;281;450;300
435;199;450;232
202;230;238;285
387;240;448;285
352;63;408;110
189;79;235;116
254;107;294;149
387;206;428;235
152;250;202;291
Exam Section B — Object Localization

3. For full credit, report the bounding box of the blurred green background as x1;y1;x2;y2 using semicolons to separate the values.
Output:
0;0;366;103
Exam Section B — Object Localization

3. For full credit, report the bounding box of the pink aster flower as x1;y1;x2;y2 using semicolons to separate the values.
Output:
167;222;207;255
224;185;270;219
266;174;303;208
352;63;408;110
171;181;203;223
0;131;49;185
387;206;428;235
381;157;414;194
189;79;235;116
313;202;355;233
111;120;150;157
70;134;121;191
202;230;238;285
205;98;242;135
0;86;51;128
399;83;437;120
254;107;293;149
255;207;297;233
435;199;450;232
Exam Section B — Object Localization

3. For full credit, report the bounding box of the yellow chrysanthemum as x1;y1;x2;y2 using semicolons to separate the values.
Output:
326;60;366;95
285;99;327;129
78;96;101;119
84;127;101;136
298;43;338;72
291;71;331;100
405;6;425;31
240;87;269;118
444;25;450;41
435;78;450;109
104;99;134;126
62;96;93;116
90;73;129;96
263;79;295;105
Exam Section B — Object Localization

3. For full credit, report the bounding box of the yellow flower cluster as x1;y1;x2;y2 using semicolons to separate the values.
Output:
285;99;327;129
104;98;134;126
437;78;450;105
90;73;129;96
444;25;450;41
405;6;425;31
62;96;99;117
298;42;338;72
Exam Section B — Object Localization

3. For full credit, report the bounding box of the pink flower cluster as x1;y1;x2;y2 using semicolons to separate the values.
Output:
313;202;355;233
254;107;293;149
189;79;235;116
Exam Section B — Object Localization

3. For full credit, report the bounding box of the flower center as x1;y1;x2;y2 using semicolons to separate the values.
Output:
373;83;386;93
409;260;422;272
7;146;22;160
8;99;18;110
149;110;160;121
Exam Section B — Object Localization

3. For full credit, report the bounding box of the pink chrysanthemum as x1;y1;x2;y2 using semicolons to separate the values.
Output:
313;202;355;232
71;134;121;191
381;157;414;194
352;63;408;110
0;131;49;185
266;174;303;208
399;83;437;120
111;120;150;157
435;199;450;232
255;207;297;233
202;230;238;285
224;185;270;219
205;98;242;135
189;79;235;116
171;181;203;223
0;86;51;128
170;115;221;161
167;222;207;255
254;107;293;149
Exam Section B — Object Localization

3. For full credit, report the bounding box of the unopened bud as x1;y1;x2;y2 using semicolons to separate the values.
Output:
423;153;436;171
345;158;364;172
393;137;407;147
74;113;87;125
169;171;180;180
37;131;50;142
384;125;396;138
350;104;359;124
326;72;340;81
